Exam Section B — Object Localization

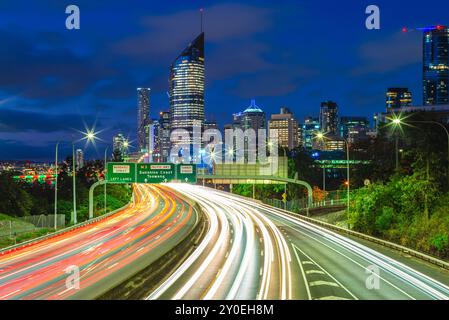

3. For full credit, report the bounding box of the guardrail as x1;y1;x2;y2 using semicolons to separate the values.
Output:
0;202;131;255
263;198;346;214
265;203;449;270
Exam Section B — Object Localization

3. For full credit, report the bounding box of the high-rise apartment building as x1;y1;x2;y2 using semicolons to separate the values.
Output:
137;88;151;151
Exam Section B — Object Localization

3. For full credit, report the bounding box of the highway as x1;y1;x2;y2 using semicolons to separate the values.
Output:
0;184;198;300
148;185;449;300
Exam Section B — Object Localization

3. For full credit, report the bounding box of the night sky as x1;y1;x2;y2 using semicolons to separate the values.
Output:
1;0;448;161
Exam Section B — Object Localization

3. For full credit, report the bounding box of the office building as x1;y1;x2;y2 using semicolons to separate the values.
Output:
323;137;346;152
169;32;205;162
423;25;449;105
386;88;413;111
268;107;300;150
340;116;369;143
302;117;320;150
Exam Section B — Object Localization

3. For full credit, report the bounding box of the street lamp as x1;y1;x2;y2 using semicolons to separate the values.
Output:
387;114;406;171
53;127;100;226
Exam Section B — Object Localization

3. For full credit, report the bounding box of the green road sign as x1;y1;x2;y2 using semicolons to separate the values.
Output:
136;163;175;183
107;163;136;184
176;164;197;183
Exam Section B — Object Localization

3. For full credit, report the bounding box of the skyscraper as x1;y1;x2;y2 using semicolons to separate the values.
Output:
320;101;339;135
386;88;412;110
232;99;266;158
423;25;449;105
137;88;151;152
169;32;205;161
268;107;300;151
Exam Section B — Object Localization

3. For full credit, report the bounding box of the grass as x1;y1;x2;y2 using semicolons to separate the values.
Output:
0;213;54;249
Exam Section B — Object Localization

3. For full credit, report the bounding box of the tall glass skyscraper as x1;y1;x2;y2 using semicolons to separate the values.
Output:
137;88;151;151
423;25;449;105
169;32;205;161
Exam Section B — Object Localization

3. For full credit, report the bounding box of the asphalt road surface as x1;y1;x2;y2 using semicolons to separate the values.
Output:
148;185;449;300
0;184;197;300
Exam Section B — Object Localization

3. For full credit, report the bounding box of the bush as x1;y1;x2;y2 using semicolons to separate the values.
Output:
349;173;449;259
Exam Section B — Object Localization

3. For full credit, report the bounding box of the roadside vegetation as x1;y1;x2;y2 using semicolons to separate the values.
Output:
0;158;131;225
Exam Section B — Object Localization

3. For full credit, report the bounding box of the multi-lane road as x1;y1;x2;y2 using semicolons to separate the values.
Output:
0;184;197;299
0;183;448;300
149;184;449;300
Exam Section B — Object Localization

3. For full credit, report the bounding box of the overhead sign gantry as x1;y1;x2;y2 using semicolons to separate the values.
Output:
106;162;196;184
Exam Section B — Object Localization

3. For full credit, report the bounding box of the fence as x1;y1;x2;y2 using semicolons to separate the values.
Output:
19;214;65;228
0;214;65;243
263;190;349;212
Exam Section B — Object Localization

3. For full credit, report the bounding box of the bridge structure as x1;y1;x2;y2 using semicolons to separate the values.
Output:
88;160;314;219
197;174;313;208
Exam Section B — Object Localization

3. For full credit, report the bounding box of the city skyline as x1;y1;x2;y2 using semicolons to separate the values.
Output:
1;1;449;160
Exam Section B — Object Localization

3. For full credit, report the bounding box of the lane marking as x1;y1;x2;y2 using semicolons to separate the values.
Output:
309;281;339;288
306;270;326;275
317;296;350;300
292;243;312;300
292;243;358;300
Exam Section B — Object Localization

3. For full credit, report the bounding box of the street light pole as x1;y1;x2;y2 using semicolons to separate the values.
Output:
345;138;350;213
322;167;326;192
395;133;399;171
342;135;351;229
104;147;109;215
54;142;59;229
72;143;77;225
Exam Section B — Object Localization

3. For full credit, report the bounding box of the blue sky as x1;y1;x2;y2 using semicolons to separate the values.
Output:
0;0;448;160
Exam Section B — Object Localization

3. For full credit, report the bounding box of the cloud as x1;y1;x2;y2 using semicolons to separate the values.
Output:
230;65;319;98
0;29;117;100
0;109;95;133
113;3;273;60
352;31;421;75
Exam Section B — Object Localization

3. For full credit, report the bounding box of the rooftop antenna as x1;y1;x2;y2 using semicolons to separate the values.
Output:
200;8;204;33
